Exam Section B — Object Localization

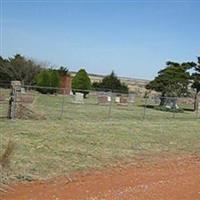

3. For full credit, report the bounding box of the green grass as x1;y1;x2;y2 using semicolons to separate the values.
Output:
0;92;200;181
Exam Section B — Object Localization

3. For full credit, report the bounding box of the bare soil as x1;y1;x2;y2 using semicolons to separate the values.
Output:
1;155;200;200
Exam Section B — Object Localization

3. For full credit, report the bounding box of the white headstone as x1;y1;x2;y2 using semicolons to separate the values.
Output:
21;88;26;94
74;92;84;104
115;96;120;103
107;96;111;102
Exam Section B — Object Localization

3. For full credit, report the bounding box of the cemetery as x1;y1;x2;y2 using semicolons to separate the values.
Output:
0;81;200;200
1;1;200;198
1;85;200;199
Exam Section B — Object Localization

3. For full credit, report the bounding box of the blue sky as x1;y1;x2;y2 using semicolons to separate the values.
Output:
1;0;200;80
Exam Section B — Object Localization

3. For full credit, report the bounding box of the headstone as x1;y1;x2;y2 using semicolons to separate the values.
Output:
165;98;179;109
0;96;5;101
115;96;120;103
98;95;111;105
70;91;73;95
119;96;128;106
21;88;26;94
128;94;135;103
74;92;84;104
107;96;111;102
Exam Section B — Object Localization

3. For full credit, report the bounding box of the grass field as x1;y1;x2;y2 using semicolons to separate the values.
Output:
1;92;200;181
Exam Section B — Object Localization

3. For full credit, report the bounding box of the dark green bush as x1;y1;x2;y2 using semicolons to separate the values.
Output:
72;69;91;98
36;69;60;94
92;71;128;93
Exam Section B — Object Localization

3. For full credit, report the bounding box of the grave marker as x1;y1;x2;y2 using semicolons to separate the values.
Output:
98;95;111;105
119;96;128;106
128;94;135;103
74;92;84;104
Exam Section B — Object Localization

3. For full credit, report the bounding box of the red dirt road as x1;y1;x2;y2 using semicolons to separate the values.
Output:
1;155;200;200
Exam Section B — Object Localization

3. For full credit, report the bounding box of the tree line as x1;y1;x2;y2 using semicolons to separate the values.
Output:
0;54;128;95
1;54;200;107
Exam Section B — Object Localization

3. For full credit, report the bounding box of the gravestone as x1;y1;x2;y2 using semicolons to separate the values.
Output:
128;94;135;103
165;98;179;109
98;95;111;105
74;92;84;104
119;96;128;106
21;88;26;94
107;96;112;102
115;96;120;103
0;96;5;101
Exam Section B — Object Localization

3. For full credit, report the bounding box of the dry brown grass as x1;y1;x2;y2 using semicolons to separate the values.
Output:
0;140;15;194
0;140;15;169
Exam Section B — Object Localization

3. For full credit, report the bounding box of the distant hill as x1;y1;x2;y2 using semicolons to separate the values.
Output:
70;71;150;96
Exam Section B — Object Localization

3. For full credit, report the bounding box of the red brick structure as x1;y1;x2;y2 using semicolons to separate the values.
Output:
60;75;72;95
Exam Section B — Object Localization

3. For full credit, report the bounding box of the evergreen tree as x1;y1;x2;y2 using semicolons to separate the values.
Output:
92;71;128;93
36;69;60;94
146;61;194;106
72;69;91;98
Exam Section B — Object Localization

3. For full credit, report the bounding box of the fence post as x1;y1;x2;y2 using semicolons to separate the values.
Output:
172;97;176;119
195;98;199;119
9;81;21;119
59;88;66;119
143;98;148;119
108;91;113;120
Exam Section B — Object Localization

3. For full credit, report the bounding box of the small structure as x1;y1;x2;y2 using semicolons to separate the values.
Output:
128;94;135;103
97;94;111;105
115;95;128;106
0;96;5;101
165;98;179;109
74;92;84;104
119;96;128;106
115;96;120;103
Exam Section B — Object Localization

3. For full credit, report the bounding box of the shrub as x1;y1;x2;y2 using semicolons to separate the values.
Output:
92;71;128;93
36;69;60;94
72;69;91;98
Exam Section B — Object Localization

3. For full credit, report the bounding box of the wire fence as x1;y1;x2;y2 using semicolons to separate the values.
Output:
0;84;199;121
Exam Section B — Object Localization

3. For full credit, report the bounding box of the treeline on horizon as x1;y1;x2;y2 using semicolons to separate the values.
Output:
0;54;129;94
1;53;200;111
1;54;200;99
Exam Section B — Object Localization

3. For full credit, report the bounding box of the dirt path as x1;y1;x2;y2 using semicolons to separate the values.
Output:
1;155;200;200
